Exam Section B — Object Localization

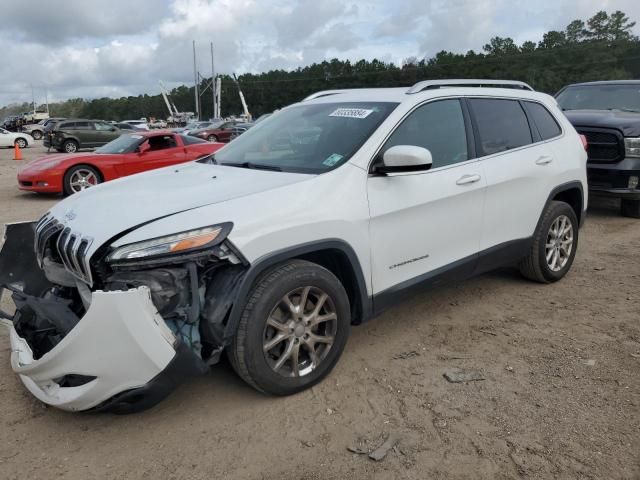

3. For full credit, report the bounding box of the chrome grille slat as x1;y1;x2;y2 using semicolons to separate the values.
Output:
57;228;71;267
35;215;94;285
75;240;90;277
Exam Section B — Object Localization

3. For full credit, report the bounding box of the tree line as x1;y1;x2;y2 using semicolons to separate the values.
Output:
1;10;638;122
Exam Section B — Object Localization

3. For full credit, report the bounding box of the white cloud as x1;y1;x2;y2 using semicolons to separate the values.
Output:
0;0;639;107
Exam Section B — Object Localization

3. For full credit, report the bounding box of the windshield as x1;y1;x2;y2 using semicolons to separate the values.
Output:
557;84;640;112
95;134;143;154
211;102;398;173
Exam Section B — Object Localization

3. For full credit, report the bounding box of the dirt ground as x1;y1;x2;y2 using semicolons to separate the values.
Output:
0;143;638;480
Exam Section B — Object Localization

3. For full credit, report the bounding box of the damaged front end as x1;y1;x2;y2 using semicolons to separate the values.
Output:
0;217;248;413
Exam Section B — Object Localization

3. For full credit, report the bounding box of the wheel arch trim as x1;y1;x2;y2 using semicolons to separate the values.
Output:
539;181;586;230
223;239;371;343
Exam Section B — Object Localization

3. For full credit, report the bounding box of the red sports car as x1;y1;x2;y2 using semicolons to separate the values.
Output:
18;131;224;195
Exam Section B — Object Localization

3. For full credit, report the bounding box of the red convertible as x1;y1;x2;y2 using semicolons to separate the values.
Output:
18;131;224;195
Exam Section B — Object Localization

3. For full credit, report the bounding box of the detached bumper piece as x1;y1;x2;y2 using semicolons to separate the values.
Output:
1;223;207;413
7;287;204;413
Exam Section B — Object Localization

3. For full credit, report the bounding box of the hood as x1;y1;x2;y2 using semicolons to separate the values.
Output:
563;109;640;137
47;161;312;251
20;153;106;172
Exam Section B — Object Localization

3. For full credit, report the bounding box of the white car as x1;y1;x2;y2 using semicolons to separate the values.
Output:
121;120;150;130
0;127;33;149
0;80;588;413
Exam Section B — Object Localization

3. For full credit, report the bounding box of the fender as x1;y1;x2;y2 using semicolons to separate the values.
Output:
222;239;372;342
538;180;586;230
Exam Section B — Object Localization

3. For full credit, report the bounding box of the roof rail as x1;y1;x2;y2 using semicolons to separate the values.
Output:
302;90;353;101
406;79;534;94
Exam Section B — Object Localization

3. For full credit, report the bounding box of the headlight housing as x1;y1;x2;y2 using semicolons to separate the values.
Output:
107;224;231;263
624;137;640;158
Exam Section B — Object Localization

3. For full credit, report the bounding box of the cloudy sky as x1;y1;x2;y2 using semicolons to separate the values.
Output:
1;0;639;107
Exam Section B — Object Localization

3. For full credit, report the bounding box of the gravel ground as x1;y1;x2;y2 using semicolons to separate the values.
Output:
0;143;638;479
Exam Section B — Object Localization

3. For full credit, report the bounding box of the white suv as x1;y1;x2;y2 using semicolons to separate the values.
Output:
0;80;587;413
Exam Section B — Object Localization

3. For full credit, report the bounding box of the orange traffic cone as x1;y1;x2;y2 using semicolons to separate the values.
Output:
14;143;23;161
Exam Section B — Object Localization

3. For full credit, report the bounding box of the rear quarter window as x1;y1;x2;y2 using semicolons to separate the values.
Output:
469;98;533;156
523;102;562;140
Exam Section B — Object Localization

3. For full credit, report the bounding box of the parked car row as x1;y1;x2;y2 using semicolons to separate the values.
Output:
2;111;50;132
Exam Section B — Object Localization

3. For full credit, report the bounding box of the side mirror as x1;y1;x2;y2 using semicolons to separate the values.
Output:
377;145;432;174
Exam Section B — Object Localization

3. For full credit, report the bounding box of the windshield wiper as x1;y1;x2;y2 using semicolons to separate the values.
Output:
220;161;282;172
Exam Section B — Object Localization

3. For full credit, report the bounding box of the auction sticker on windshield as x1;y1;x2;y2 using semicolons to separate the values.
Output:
322;153;344;167
329;108;373;119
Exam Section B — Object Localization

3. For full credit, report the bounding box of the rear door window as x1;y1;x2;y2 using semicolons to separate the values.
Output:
94;122;113;131
74;122;91;130
469;98;532;155
523;102;562;140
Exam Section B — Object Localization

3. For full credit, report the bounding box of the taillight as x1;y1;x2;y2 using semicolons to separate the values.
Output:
579;134;588;151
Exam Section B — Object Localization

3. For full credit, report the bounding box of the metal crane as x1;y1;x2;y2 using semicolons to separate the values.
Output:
159;81;194;125
232;74;251;121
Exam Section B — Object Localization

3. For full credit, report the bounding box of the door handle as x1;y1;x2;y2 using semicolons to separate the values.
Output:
536;155;553;165
456;174;481;185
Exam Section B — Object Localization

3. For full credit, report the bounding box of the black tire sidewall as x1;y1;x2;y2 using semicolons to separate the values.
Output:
63;165;100;196
239;262;351;395
536;202;579;282
64;140;78;153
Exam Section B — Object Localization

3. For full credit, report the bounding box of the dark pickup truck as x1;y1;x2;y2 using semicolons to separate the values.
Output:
556;80;640;218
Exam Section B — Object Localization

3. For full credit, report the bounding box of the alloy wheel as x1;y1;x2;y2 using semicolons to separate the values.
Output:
545;214;574;271
69;169;98;193
263;286;338;378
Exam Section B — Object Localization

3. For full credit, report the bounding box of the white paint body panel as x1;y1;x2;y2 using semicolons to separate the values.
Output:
368;160;486;293
9;287;175;411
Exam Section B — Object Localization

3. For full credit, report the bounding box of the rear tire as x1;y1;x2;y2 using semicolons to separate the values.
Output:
621;199;640;219
14;138;27;149
519;201;579;283
31;130;43;140
228;260;350;395
207;134;218;142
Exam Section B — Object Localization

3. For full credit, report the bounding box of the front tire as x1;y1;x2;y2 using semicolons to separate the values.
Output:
621;199;640;219
14;138;27;149
228;260;351;395
63;165;101;195
63;140;78;153
519;201;579;283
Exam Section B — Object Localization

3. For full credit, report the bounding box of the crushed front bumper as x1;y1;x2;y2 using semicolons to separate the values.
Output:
1;222;207;413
